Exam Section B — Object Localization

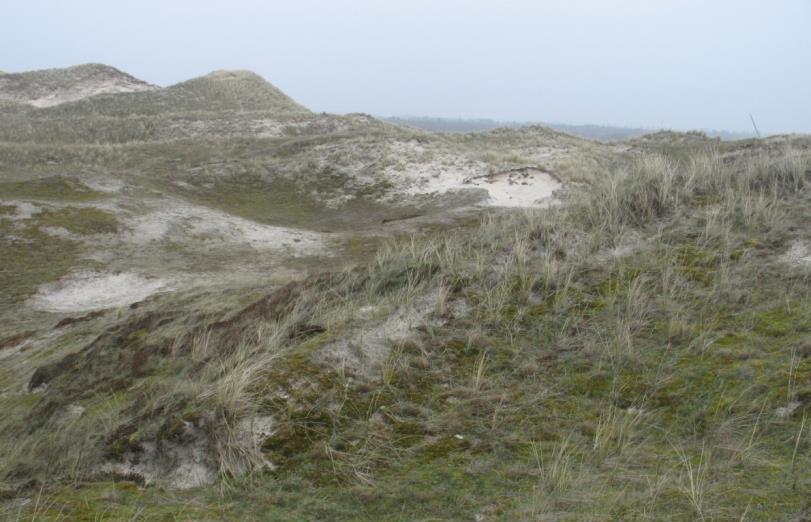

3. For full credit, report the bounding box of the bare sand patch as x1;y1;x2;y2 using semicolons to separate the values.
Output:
40;226;74;239
317;290;468;377
465;167;561;207
99;425;215;490
126;202;327;255
388;157;561;208
0;200;41;220
23;79;157;108
31;271;171;313
80;177;126;194
780;241;811;266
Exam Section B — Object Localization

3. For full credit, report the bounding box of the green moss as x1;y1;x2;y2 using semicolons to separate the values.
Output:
39;481;219;521
595;267;644;298
417;436;467;463
0;393;41;415
715;332;746;347
33;206;119;235
672;244;717;285
0;176;106;202
754;304;810;338
0;221;80;312
169;173;403;233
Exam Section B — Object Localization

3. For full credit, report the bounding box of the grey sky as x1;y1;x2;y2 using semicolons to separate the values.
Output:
3;0;810;133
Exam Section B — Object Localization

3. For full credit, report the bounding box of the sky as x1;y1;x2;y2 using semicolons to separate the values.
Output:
3;0;810;134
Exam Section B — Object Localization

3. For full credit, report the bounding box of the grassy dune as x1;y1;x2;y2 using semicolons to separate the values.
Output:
3;143;810;520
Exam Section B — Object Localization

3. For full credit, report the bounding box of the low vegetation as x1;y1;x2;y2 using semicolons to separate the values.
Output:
3;142;810;520
0;176;106;202
0;219;81;314
32;207;119;235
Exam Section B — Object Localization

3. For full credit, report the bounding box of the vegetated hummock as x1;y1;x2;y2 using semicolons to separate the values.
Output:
0;65;810;520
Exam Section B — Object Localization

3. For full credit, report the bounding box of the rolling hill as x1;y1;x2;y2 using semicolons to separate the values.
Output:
0;64;809;520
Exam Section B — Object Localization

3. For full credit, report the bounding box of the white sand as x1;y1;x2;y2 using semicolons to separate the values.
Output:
126;201;326;255
80;177;126;193
99;424;215;489
781;241;811;266
31;271;171;313
466;168;561;207
0;200;41;220
26;80;156;108
40;226;74;239
388;159;561;208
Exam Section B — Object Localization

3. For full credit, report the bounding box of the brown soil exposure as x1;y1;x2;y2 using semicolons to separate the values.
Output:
54;310;107;329
0;331;34;351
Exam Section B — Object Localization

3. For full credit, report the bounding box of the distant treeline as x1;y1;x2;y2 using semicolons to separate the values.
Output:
382;116;755;142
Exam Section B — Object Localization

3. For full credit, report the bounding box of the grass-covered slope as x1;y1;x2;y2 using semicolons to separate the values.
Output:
41;69;311;118
0;67;311;143
3;143;810;520
0;64;156;108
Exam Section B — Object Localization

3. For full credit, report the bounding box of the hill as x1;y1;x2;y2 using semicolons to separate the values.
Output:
40;69;312;117
0;68;321;143
0;64;809;520
0;63;157;107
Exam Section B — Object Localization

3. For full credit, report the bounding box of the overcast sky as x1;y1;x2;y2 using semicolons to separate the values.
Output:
3;0;810;133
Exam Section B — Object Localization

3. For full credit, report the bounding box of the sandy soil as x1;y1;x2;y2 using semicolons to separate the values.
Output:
382;147;561;207
99;425;214;490
125;201;327;255
80;177;127;194
318;290;469;377
401;165;561;207
0;200;40;220
10;197;330;316
465;168;561;207
31;271;171;313
25;79;156;108
781;241;811;266
99;414;275;489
